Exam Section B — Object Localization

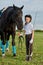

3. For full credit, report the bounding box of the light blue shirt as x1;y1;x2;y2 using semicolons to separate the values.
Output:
24;22;34;35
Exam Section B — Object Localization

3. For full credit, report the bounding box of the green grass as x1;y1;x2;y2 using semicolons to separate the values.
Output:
0;31;43;65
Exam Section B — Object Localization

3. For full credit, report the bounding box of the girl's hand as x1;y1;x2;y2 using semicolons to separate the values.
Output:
29;30;34;44
29;39;33;44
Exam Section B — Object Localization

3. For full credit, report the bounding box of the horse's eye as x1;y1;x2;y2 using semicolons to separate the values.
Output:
17;13;22;17
16;13;18;16
18;10;20;13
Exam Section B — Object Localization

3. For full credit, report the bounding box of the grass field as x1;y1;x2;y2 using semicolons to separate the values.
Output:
0;31;43;65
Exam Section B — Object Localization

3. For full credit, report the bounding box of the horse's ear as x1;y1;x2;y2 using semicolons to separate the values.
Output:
13;4;16;9
20;5;24;9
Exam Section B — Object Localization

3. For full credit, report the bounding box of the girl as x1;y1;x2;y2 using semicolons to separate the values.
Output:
24;15;34;61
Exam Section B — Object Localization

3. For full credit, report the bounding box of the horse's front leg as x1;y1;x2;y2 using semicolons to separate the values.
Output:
2;32;6;57
12;32;16;56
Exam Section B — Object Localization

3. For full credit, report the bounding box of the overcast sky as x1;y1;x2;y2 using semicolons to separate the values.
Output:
0;0;43;11
0;0;43;30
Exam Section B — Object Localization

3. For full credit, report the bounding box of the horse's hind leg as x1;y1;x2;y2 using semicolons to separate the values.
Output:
0;32;3;49
2;32;6;57
0;35;2;49
5;33;10;51
12;32;16;56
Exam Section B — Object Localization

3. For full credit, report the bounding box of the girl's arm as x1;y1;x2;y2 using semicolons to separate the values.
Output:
29;30;34;44
32;30;34;40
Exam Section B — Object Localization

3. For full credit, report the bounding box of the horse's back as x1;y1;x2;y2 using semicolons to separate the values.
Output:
0;6;14;31
1;6;13;20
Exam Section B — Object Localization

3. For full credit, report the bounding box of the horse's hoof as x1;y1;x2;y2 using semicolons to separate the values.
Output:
13;54;16;57
2;54;5;57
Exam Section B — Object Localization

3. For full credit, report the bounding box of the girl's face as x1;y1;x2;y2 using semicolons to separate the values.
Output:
25;17;31;23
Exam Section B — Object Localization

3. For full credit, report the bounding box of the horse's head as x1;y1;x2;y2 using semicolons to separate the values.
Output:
12;5;24;30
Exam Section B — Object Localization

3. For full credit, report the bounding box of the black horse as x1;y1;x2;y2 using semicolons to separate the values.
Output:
0;4;24;57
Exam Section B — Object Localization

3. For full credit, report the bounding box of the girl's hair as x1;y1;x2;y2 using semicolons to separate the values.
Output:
25;15;32;22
